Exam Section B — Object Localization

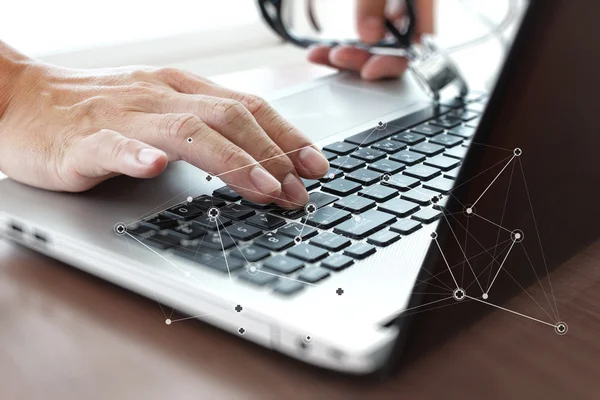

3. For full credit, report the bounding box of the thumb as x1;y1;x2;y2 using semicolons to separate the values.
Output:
356;0;387;44
73;129;168;179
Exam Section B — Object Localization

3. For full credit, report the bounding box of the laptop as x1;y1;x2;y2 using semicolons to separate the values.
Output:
1;1;598;375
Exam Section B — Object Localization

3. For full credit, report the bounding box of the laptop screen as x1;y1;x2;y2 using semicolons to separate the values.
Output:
384;0;600;373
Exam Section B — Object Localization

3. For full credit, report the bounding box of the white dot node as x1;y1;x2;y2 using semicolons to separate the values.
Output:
430;232;438;240
208;207;220;219
482;293;489;300
247;263;260;275
466;208;473;214
302;334;315;346
453;288;466;301
381;174;391;183
328;173;335;180
187;137;193;144
205;174;213;182
294;236;302;244
354;216;361;222
165;319;172;325
187;196;193;203
305;202;317;215
555;322;568;335
511;229;524;243
514;148;522;156
114;223;127;236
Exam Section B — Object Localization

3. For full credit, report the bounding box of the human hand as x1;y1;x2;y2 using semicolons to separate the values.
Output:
0;47;329;209
307;0;434;80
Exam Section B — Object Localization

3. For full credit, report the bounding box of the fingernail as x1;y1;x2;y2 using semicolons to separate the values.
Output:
137;148;163;166
299;147;329;176
250;166;281;195
282;172;309;206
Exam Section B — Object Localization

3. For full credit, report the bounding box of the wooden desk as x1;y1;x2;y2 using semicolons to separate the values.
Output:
1;64;600;400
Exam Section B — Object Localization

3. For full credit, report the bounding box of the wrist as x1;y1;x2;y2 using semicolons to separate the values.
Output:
0;41;30;119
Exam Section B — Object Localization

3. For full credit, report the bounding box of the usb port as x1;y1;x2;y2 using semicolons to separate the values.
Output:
10;223;23;233
34;232;48;243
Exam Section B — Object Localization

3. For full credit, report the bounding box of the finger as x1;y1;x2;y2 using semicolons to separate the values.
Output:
328;46;372;71
160;94;309;208
72;129;168;180
416;0;435;36
139;113;290;207
307;45;337;69
356;0;388;44
360;55;409;80
159;69;330;181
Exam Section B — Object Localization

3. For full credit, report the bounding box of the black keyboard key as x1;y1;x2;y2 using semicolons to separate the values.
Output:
197;231;236;250
141;234;181;250
288;243;329;262
344;243;377;259
164;223;206;240
298;267;331;283
322;150;338;161
346;169;381;186
230;245;270;262
401;187;439;205
444;167;461;180
411;123;444;136
390;219;422;234
239;269;279;286
466;118;481;128
309;232;351;252
321;254;354;271
429;116;462;129
430;134;463;148
351;148;386;162
246;212;286;230
424;155;461;171
320;167;345;183
220;203;255;221
191;195;226;211
410;142;445;156
240;199;275;210
324;141;358;155
330;156;366;172
163;204;204;221
273;280;305;296
403;165;442;181
305;206;352;230
278;223;318;240
385;104;450;133
213;186;241;202
254;231;295;251
448;125;476;138
308;192;339;209
264;255;305;274
321;178;362;197
369;159;406;174
192;215;232;230
345;128;394;147
224;223;263;241
334;209;396;239
412;207;443;223
140;214;179;230
358;184;398;202
448;108;479;122
383;174;419;191
128;224;155;238
367;230;401;247
389;150;426;166
371;140;406;154
423;176;455;193
269;206;306;220
378;198;420;217
301;179;321;191
444;146;468;160
333;195;376;213
392;131;426;145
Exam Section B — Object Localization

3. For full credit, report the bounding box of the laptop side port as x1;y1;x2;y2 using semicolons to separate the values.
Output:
10;222;23;233
34;232;48;243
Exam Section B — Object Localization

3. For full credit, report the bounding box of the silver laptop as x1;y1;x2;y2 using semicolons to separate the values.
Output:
1;1;595;375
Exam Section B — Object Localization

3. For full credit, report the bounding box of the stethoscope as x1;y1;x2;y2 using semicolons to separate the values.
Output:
257;0;470;102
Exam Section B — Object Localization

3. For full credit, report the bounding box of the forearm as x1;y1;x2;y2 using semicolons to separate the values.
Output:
0;41;29;119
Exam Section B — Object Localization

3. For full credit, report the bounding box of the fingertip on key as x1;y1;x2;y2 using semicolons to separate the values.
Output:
299;146;330;177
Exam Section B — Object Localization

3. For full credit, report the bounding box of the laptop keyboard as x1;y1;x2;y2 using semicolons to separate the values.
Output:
127;94;487;296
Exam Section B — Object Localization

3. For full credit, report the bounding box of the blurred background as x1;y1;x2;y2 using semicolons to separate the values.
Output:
0;0;526;89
